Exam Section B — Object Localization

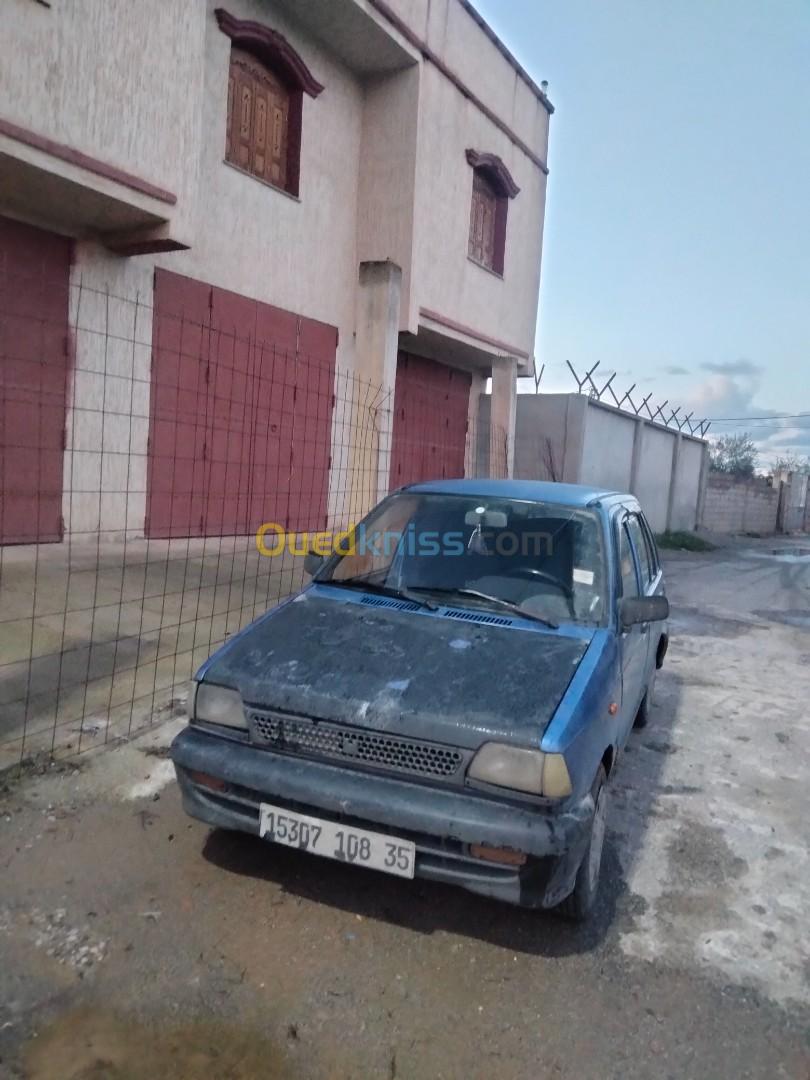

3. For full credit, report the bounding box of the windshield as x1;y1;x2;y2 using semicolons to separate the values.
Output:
321;493;607;626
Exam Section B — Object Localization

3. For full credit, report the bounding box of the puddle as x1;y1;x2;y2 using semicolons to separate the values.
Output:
752;609;810;630
22;1008;292;1080
741;548;810;564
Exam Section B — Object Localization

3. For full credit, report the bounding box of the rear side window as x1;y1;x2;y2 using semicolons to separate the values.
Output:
626;514;654;588
619;521;640;597
639;514;660;578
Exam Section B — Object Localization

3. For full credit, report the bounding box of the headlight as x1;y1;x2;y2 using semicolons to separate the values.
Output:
467;742;572;798
192;681;247;730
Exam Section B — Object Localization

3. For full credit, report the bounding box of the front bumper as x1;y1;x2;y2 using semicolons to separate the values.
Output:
171;725;595;908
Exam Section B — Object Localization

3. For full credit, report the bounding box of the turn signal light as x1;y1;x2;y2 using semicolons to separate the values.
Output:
470;844;527;866
188;770;226;792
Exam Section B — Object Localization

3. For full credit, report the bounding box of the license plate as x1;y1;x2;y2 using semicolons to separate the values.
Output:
258;803;415;879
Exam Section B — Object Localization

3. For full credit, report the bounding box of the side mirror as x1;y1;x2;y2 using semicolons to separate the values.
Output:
304;551;325;577
620;595;669;629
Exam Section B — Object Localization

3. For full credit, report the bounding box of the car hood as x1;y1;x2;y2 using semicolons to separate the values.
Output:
202;588;592;750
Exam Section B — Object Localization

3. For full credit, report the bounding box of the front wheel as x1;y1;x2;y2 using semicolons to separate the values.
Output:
556;765;608;921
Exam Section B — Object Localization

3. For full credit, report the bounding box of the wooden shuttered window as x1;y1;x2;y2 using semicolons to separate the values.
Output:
226;47;291;191
468;168;509;275
469;171;497;269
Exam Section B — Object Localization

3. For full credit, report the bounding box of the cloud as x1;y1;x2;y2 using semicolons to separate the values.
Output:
700;358;762;377
684;366;810;468
758;422;810;456
662;364;691;376
686;374;760;416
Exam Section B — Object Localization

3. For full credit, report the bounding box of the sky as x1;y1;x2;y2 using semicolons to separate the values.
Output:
475;0;810;469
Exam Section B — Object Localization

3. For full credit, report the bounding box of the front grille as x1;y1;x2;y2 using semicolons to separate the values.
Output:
249;710;465;780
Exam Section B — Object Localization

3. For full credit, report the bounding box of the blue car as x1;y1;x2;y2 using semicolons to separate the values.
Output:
171;480;669;919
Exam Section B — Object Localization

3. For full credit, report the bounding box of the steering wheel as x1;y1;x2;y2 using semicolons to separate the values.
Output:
502;566;573;598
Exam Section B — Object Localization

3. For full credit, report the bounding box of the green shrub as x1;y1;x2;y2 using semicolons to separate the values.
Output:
655;531;716;552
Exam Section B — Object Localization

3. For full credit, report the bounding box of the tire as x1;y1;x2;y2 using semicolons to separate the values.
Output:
556;765;608;921
633;666;656;729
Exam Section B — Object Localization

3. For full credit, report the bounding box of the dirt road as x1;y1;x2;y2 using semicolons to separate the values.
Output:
1;537;809;1079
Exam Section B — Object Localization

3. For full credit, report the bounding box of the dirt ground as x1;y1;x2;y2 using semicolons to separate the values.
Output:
1;535;809;1079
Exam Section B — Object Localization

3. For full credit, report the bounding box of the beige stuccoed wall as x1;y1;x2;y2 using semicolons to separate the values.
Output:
383;0;550;348
411;61;548;351
1;0;205;240
61;0;368;536
2;0;366;343
356;66;420;330
180;0;364;344
4;0;553;533
385;0;550;156
3;0;549;363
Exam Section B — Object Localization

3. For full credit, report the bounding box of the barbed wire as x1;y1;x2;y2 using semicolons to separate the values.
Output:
563;361;712;437
523;362;807;438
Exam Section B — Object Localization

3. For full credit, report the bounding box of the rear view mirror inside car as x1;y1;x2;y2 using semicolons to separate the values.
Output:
464;508;508;527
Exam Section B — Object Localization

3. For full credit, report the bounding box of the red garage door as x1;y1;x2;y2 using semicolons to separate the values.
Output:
0;216;71;544
146;269;336;538
389;352;472;489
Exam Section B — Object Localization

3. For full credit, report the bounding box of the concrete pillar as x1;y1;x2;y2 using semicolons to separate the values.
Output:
561;394;589;483
665;432;682;532
490;356;517;478
351;260;402;517
629;417;647;496
695;443;710;530
466;371;487;477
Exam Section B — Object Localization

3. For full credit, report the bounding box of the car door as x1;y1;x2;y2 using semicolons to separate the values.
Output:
631;509;666;675
616;511;650;741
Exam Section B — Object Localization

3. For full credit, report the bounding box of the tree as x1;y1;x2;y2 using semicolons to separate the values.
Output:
709;432;758;477
772;452;810;474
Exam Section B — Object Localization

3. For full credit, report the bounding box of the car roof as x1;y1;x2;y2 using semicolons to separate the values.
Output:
401;478;628;508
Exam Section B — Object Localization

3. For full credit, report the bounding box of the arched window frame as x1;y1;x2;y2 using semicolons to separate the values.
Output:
465;149;520;276
216;9;324;197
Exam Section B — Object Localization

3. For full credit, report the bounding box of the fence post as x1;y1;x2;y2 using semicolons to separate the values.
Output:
629;416;646;495
695;442;710;530
665;432;682;532
776;478;787;533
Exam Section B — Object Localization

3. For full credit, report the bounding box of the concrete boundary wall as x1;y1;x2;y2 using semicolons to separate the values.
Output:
511;393;709;533
701;475;780;535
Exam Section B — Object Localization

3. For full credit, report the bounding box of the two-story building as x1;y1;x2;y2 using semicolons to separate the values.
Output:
0;0;552;544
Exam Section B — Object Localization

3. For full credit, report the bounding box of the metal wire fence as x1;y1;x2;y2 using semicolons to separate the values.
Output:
0;277;507;772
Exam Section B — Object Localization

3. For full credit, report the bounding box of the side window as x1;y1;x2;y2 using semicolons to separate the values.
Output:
626;513;654;588
469;169;503;271
619;521;640;598
216;10;324;199
465;151;520;276
227;48;292;191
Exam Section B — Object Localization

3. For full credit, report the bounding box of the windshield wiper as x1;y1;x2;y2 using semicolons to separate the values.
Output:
327;577;438;611
409;586;558;629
